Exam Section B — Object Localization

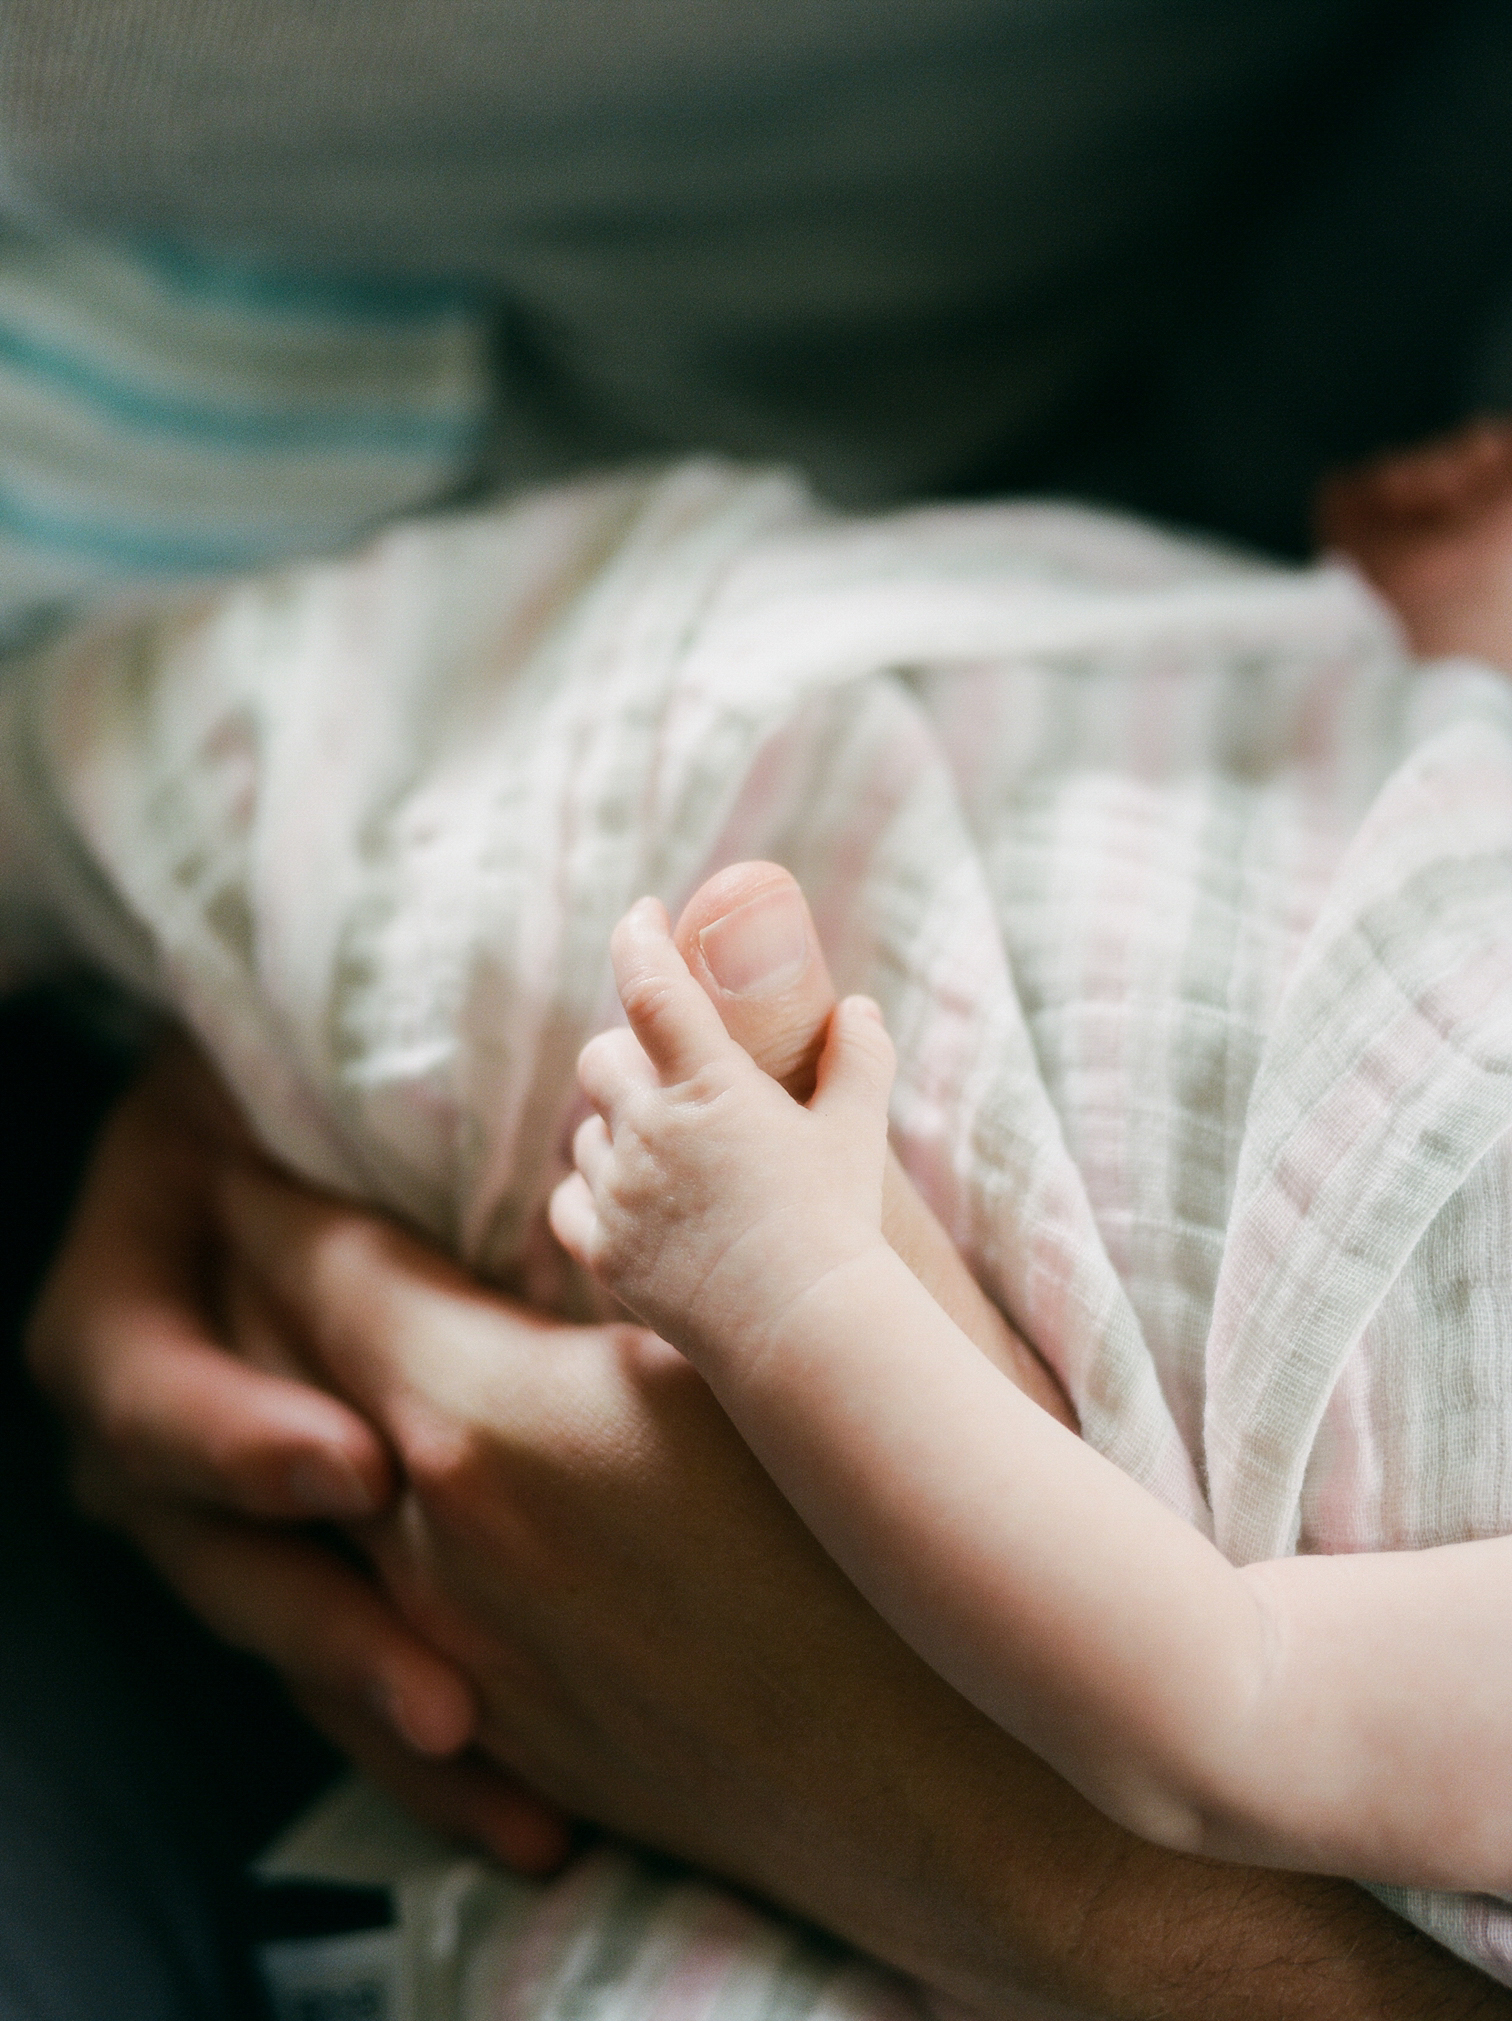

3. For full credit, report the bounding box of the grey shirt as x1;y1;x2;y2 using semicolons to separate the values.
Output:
0;1;1505;540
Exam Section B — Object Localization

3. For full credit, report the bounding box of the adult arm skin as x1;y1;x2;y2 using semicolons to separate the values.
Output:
213;1160;1512;2020
26;1051;1505;2020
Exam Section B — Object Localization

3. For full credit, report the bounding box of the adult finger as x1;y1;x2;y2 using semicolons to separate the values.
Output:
29;1097;394;1524
128;1498;478;1760
291;1683;572;1877
609;896;735;1085
674;861;838;1101
122;1491;571;1875
215;1160;543;1435
76;1319;391;1522
220;1250;321;1384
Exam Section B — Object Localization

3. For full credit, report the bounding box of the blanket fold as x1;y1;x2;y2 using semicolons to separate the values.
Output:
6;459;1512;1985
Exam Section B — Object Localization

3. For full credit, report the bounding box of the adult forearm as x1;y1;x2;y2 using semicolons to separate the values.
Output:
992;1849;1512;2021
732;1639;1509;2021
961;1826;1512;2021
450;1500;1502;2021
214;1163;1509;2021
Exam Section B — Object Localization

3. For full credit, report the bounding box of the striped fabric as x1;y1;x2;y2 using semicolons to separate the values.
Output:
259;1779;932;2021
8;460;1512;1993
0;0;1375;518
0;229;492;642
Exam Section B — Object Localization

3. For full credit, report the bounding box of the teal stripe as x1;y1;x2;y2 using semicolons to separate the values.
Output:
0;322;486;452
0;481;377;573
135;236;487;323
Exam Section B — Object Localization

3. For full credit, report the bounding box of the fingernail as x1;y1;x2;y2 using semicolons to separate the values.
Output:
286;1453;379;1520
698;887;810;997
848;995;884;1024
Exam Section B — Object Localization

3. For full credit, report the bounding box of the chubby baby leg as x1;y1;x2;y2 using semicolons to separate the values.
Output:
672;863;1075;1426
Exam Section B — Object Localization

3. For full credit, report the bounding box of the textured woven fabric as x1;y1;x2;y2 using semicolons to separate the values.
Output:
6;461;1512;1985
260;1778;934;2021
0;229;492;642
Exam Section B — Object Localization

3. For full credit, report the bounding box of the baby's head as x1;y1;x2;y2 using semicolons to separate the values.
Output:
1316;416;1512;670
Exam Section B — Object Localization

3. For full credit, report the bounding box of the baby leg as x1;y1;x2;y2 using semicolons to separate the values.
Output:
672;863;1075;1426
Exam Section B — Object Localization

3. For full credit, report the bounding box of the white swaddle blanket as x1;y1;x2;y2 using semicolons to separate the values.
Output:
5;459;1512;1994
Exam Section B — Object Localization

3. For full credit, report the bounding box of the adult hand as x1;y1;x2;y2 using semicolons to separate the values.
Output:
217;1159;1512;2021
26;1040;570;1872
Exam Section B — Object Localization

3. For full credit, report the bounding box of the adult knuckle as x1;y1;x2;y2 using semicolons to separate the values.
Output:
308;1228;410;1358
198;1420;277;1504
311;1216;387;1297
400;1413;491;1520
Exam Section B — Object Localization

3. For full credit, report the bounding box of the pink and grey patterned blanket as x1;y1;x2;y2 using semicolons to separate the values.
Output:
7;461;1512;1998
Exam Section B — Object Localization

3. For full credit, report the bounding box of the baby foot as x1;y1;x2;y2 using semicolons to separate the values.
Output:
672;863;1076;1426
1316;416;1512;669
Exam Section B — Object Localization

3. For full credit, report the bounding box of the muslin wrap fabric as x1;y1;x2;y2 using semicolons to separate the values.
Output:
5;459;1512;1991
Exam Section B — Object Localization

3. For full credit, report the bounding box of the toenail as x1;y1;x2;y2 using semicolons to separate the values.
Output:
698;886;810;996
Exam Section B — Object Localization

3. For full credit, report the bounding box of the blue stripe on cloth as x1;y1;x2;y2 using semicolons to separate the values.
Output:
134;237;487;324
0;481;380;573
0;321;487;452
